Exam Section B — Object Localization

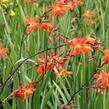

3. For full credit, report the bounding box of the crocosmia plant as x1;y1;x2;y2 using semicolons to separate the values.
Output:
0;0;109;109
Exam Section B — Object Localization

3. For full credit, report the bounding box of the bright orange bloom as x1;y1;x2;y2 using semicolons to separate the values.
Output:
48;0;76;17
83;10;95;18
0;48;8;57
37;21;54;32
26;15;38;33
55;67;71;77
69;45;93;56
101;50;109;64
94;69;109;89
102;50;109;56
66;36;94;55
48;1;67;16
15;82;36;100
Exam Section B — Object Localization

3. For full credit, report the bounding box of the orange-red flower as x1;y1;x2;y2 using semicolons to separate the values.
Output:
101;50;109;64
69;45;93;56
37;51;68;74
48;0;76;17
93;69;109;89
37;54;49;74
26;15;38;33
55;66;71;77
37;21;54;32
75;0;84;6
102;57;109;64
63;0;75;9
15;82;36;100
0;48;8;57
83;10;95;18
102;50;109;56
48;1;67;16
66;36;94;55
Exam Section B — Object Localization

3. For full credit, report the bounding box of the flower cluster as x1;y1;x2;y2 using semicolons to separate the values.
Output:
37;51;71;76
15;82;36;100
93;69;109;93
48;0;84;17
26;16;53;33
66;35;96;56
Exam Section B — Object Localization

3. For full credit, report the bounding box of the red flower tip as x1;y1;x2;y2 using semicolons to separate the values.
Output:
0;48;8;57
